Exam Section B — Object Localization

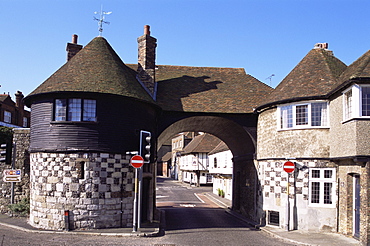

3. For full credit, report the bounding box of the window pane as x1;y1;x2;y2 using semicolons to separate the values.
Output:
68;99;81;121
296;105;308;125
324;183;332;204
83;99;96;121
55;99;67;121
362;87;370;116
344;90;352;119
4;111;11;123
311;182;320;203
23;117;28;127
324;170;332;178
312;170;320;178
311;102;327;126
280;105;293;128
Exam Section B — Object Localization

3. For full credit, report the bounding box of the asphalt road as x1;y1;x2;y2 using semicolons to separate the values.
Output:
155;177;294;246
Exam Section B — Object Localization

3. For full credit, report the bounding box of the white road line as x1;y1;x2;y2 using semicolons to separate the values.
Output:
194;193;205;203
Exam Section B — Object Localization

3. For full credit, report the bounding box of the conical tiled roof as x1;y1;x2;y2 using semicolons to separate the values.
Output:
256;48;347;110
25;37;154;105
338;50;370;82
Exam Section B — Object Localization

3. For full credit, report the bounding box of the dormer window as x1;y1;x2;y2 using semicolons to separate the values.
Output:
278;101;328;130
343;84;370;121
54;98;96;122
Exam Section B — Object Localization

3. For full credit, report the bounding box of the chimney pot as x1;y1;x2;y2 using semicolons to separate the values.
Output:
72;34;78;44
144;25;150;36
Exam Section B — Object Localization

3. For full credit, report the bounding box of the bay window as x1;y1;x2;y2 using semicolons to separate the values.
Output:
279;101;328;129
343;84;370;120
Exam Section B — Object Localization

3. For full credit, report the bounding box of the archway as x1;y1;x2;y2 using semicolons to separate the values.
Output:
157;115;260;221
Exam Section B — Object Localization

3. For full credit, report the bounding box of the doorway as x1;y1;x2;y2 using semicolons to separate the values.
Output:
353;174;360;239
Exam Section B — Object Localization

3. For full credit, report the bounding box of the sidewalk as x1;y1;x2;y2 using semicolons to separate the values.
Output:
204;191;361;246
0;213;162;237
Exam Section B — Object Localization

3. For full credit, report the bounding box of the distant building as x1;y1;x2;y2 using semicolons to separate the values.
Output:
0;91;30;128
178;133;219;186
208;141;233;200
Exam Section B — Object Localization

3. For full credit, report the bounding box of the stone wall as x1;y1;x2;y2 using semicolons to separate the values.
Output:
0;128;30;213
257;108;330;160
29;152;134;230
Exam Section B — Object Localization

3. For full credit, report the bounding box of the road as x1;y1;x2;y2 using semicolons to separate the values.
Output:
156;177;294;246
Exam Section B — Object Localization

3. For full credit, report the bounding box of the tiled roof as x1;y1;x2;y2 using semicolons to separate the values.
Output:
0;95;9;102
256;48;347;110
338;49;370;82
25;37;154;105
208;141;229;155
182;133;221;154
153;65;272;113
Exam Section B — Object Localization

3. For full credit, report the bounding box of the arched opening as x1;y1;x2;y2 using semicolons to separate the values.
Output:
156;115;261;221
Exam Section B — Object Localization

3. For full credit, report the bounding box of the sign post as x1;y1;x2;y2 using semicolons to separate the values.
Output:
130;155;144;232
283;161;295;231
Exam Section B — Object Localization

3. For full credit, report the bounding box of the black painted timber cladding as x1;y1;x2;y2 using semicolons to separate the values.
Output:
29;93;158;154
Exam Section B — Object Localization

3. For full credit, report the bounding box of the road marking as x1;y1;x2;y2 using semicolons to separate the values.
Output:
156;195;169;198
179;204;196;207
194;193;205;203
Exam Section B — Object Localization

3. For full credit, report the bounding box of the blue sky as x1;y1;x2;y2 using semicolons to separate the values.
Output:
1;0;370;103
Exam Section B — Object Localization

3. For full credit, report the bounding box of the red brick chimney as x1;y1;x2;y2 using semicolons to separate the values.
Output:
137;25;157;97
15;91;24;109
66;34;83;61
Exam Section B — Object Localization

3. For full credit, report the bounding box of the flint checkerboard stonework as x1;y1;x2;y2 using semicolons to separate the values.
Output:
29;152;134;230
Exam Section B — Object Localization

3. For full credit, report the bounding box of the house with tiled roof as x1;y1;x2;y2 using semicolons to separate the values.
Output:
255;42;370;243
178;133;220;186
0;91;30;128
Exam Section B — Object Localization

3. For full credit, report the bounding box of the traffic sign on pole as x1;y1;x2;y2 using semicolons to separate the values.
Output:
130;155;144;168
283;161;295;173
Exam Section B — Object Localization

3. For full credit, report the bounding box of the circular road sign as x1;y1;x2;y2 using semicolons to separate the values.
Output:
283;161;295;173
130;155;144;168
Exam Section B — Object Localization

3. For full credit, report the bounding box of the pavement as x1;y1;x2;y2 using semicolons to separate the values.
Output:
0;188;361;245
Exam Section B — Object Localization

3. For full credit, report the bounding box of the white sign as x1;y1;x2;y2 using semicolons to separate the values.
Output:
3;169;21;182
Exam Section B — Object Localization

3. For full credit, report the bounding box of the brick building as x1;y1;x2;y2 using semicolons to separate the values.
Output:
0;91;30;128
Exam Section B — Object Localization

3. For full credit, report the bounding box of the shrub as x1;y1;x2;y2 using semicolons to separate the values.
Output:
8;197;30;216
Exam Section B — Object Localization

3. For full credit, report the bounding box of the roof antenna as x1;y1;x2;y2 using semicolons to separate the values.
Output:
266;74;275;86
94;5;112;36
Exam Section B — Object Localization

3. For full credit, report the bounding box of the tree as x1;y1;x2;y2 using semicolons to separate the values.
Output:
0;126;13;144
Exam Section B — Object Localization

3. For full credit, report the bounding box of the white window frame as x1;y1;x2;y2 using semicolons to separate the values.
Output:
308;168;336;208
4;111;11;123
343;84;370;121
277;101;329;130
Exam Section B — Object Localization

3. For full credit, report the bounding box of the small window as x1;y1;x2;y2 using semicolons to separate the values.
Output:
362;86;370;116
309;168;336;207
344;89;353;120
4;111;11;123
23;117;28;127
54;98;96;122
214;157;217;168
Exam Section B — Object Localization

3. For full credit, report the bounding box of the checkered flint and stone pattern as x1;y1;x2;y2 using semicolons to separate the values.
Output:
29;152;134;230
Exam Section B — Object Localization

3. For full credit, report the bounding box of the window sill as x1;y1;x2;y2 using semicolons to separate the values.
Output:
342;117;370;124
50;121;98;125
278;127;330;132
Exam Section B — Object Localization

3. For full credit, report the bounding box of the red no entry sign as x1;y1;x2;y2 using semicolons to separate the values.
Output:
283;161;295;173
130;155;144;168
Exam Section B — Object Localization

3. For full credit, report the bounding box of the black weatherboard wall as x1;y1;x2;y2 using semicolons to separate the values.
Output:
28;92;158;154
